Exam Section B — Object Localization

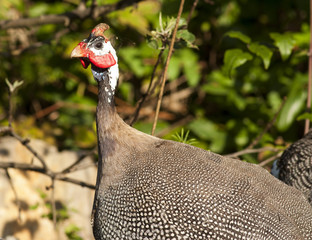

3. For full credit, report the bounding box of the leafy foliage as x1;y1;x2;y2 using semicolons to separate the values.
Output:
0;0;311;238
65;224;83;240
172;128;197;145
0;0;310;161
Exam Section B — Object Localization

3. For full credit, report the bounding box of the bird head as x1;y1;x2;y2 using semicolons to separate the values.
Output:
71;23;119;91
71;23;117;70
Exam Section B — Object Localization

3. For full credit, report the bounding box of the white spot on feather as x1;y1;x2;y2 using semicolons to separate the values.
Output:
90;40;119;92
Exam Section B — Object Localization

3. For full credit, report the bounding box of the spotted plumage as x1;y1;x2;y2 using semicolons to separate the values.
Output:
71;23;312;240
274;129;312;205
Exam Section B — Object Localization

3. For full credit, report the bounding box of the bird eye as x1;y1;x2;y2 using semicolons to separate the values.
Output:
95;42;103;49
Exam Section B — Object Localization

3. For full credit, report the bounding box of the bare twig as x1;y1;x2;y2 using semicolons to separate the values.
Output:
51;179;57;228
0;161;95;189
10;131;48;170
225;147;281;158
5;79;23;127
247;97;287;149
8;88;13;128
155;115;194;137
258;152;282;167
151;0;185;135
55;176;95;189
0;126;11;134
61;150;96;174
34;101;96;119
4;80;49;170
0;0;144;30
10;28;70;56
186;0;199;25
130;49;165;126
305;0;312;134
5;169;21;222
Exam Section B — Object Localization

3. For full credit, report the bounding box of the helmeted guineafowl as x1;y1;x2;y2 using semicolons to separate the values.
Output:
272;129;312;206
71;23;312;240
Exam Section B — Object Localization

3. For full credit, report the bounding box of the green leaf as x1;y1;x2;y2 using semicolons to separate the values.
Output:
5;78;24;93
297;112;312;121
165;17;176;32
228;90;246;110
248;42;273;69
147;39;159;49
176;29;196;43
270;32;296;61
235;128;249;146
28;3;49;17
223;49;253;78
172;128;197;145
225;31;251;44
276;74;307;131
293;23;310;47
180;49;200;86
29;203;39;210
188;118;226;152
277;92;306;131
202;84;228;95
167;55;181;81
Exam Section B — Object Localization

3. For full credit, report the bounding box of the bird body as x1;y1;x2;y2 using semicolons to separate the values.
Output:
274;130;312;205
71;23;312;240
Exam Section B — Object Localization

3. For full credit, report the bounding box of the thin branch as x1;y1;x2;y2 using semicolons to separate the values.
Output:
8;88;13;128
225;147;281;158
305;0;312;134
4;80;48;170
0;0;143;30
130;49;165;126
5;169;21;222
155;115;194;137
10;131;48;170
10;28;70;56
55;176;95;189
0;126;11;134
151;0;185;135
186;0;199;25
258;152;282;167
0;161;95;189
51;179;57;228
247;97;286;149
60;150;96;174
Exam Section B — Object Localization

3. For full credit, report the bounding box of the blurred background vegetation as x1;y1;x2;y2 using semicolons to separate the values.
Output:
0;0;310;165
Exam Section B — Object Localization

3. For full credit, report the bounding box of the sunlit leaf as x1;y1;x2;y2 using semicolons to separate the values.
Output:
293;23;310;47
167;55;181;81
223;49;253;78
270;32;296;61
297;112;312;122
147;39;159;49
225;31;251;44
248;42;273;69
217;2;240;27
28;2;49;17
181;49;200;86
276;74;307;131
176;29;197;49
277;92;306;131
188;118;226;152
176;30;195;43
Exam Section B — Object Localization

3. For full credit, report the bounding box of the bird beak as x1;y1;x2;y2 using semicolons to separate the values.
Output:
71;42;87;58
71;42;90;69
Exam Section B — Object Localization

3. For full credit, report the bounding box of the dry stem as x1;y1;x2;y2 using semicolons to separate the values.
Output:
151;0;185;135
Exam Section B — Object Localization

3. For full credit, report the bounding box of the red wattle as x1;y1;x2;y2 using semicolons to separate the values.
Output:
80;58;90;69
89;52;116;69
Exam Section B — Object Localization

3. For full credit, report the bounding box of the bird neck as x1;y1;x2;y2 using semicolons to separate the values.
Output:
95;64;121;161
